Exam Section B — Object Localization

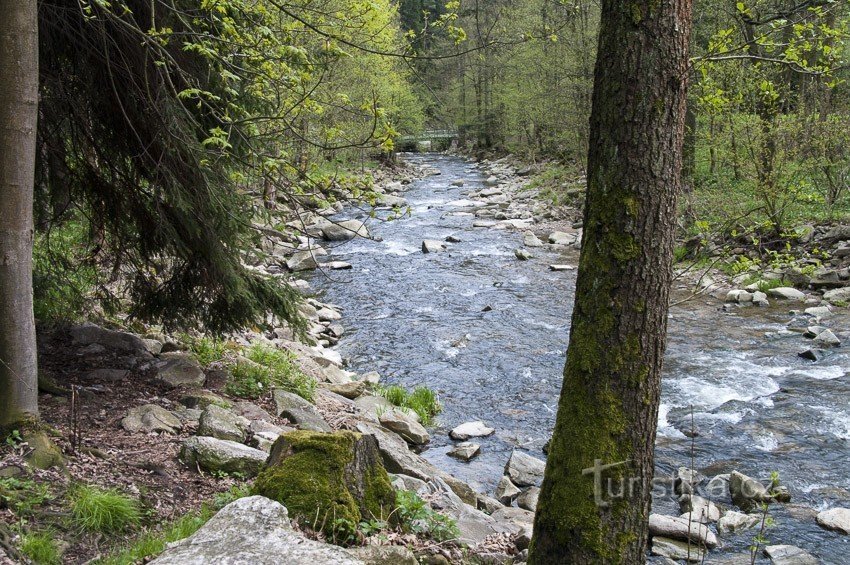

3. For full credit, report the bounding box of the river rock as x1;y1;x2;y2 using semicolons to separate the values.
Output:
505;450;546;487
198;404;250;443
515;249;533;261
354;395;395;422
651;537;705;563
449;421;495;440
155;353;206;388
321;220;370;242
767;287;806;300
679;495;720;523
549;264;575;271
816;507;850;534
179;436;267;477
286;251;319;271
495;475;521;505
254;431;395;535
122;405;181;434
348;545;417;565
548;231;577;245
804;306;832;318
648;514;718;548
70;323;147;353
150;496;362;565
824;287;850;304
726;290;753;303
523;231;543;247
763;544;818;564
379;410;430;445
322;380;366;399
717;510;761;533
753;291;770;307
446;441;480;462
517;487;540;512
814;329;841;347
729;471;770;511
422;239;448;253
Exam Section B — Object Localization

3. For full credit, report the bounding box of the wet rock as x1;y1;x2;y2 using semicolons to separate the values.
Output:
799;348;831;361
179;436;267;477
322;380;366;399
155;353;206;388
122;404;182;434
548;231;576;245
504;450;546;487
651;537;705;563
717;510;760;533
321;220;370;242
379;410;430;445
523;231;543;247
823;287;850;304
726;290;754;303
803;325;829;338
729;471;770;511
763;544;818;564
150;496;362;564
445;235;462;243
816;507;850;534
287;251;319;271
679;495;720;523
517;487;539;512
422;239;448;253
70;323;147;353
494;475;521;505
448;442;480;462
348;545;417;565
648;514;718;549
198;405;250;443
813;329;841;347
549;264;575;271
354;395;395;422
767;287;806;301
514;249;533;261
449;421;495;441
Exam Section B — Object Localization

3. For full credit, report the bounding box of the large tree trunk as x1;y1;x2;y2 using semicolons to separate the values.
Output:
528;0;693;562
0;0;40;429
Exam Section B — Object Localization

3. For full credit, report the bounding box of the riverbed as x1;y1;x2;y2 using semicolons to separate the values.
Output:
311;154;850;562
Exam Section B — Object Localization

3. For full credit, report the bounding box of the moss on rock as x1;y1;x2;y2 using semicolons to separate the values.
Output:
252;430;395;535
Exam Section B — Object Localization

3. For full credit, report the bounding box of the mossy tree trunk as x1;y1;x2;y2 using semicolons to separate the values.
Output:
0;0;40;430
528;0;693;562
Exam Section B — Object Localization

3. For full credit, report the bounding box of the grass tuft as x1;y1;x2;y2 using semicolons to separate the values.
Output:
376;384;441;425
20;531;61;565
225;345;315;401
69;485;141;534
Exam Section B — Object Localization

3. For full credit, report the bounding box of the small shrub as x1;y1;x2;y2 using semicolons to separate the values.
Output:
226;361;271;399
70;485;141;534
376;384;441;425
0;477;50;515
394;490;458;542
186;335;229;367
243;345;315;401
20;531;61;565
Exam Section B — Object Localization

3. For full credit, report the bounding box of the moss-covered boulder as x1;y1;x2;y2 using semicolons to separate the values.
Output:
253;431;395;534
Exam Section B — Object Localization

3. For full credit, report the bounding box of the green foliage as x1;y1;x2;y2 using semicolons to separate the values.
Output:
375;384;441;425
20;531;61;565
226;345;315;401
394;490;459;542
69;485;141;534
185;335;230;367
0;477;51;515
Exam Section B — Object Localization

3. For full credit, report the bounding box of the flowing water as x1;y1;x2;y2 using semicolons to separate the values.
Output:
311;154;850;562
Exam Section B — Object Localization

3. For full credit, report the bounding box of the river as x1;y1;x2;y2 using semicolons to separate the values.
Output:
311;153;850;562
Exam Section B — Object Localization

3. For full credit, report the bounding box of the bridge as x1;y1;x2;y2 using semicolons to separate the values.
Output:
397;129;459;152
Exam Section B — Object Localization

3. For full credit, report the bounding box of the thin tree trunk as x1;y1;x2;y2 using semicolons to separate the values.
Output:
0;0;40;428
528;0;693;562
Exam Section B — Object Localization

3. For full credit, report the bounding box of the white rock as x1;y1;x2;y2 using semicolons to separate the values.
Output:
422;239;448;253
763;544;818;564
450;421;495;441
767;287;806;300
549;264;575;271
448;442;480;462
816;507;850;534
504;450;546;487
648;514;718;548
718;510;761;533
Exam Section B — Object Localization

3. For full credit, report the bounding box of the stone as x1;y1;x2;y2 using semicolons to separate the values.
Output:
354;395;394;422
21;430;64;470
767;287;806;301
726;290;754;303
514;249;533;261
814;329;841;347
348;545;417;565
253;431;395;534
448;442;480;462
504;450;546;487
272;389;313;415
419;478;518;545
70;323;147;353
648;514;718;548
517;487;539;512
179;436;267;477
233;401;275;423
150;496;362;565
799;348;831;361
321;220;370;242
449;421;495;441
84;368;129;382
816;507;850;534
198;405;250;443
729;471;771;511
523;231;543;247
287;251;319;272
379;410;430;445
823;287;850;304
180;390;231;410
325;261;353;270
476;494;503;515
651;537;705;563
753;291;770;307
804;306;832;318
763;544;818;564
495;475;521;505
317;307;342;322
322;380;366;399
549;264;575;271
390;473;427;493
279;407;331;433
122;404;182;434
141;338;163;355
679;495;720;523
422;239;448;253
375;194;408;208
155;353;206;388
548;231;576;245
718;510;761;533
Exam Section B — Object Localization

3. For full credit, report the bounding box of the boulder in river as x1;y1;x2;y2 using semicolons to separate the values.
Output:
515;249;533;261
813;329;841;347
448;442;480;462
548;231;577;245
422;239;448;253
651;536;705;563
450;421;495;440
767;287;806;301
816;507;850;534
286;251;319;272
763;544;818;565
379;409;430;445
648;514;718;549
717;510;761;533
523;231;543;247
729;471;771;511
549;264;575;272
504;450;545;487
321;219;370;242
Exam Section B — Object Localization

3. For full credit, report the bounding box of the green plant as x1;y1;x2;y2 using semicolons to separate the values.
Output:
186;335;229;367
0;477;51;515
5;429;23;447
241;345;316;401
330;517;360;546
20;531;61;565
70;485;141;534
375;384;441;425
394;490;459;542
226;360;271;399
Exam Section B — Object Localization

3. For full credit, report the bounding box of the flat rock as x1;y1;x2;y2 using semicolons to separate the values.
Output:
517;487;539;512
70;323;147;353
823;287;850;304
763;544;818;564
422;239;448;253
549;264;575;271
504;450;546;487
816;507;850;534
325;261;353;270
717;510;760;533
495;475;521;505
321;219;370;242
179;436;267;477
651;536;705;562
122;405;181;434
448;442;480;462
450;421;495;441
679;494;721;523
155;353;206;388
379;410;430;445
767;287;806;300
198;405;250;443
150;496;362;564
648;514;718;548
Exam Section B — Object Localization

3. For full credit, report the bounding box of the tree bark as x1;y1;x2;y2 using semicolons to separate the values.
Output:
528;0;693;562
0;0;40;428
